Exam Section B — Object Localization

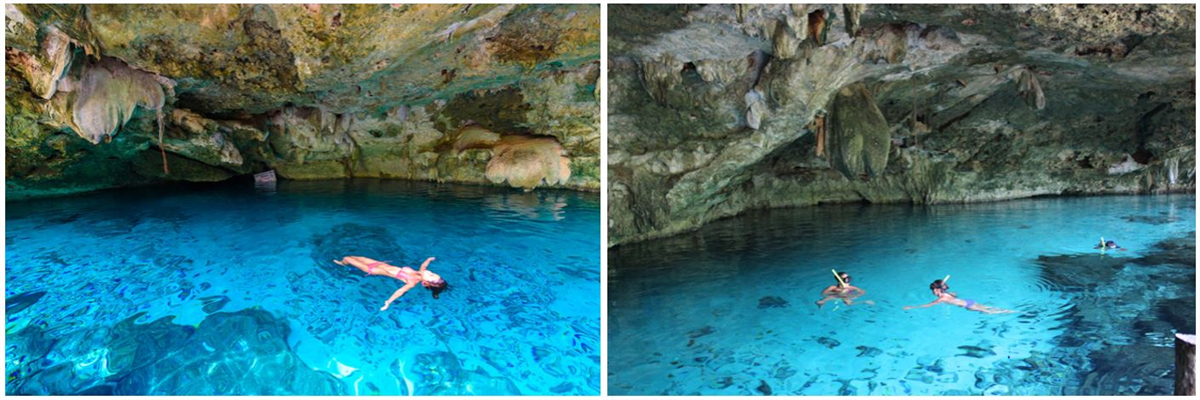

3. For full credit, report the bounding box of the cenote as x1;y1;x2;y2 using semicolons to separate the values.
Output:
608;194;1195;395
6;179;601;395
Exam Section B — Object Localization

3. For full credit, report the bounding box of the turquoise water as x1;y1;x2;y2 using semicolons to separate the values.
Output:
608;194;1195;395
6;180;600;395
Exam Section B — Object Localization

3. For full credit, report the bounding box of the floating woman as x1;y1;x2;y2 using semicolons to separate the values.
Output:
333;256;449;310
902;278;1014;314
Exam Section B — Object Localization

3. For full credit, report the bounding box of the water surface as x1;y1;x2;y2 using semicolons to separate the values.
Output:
608;194;1195;395
6;179;600;395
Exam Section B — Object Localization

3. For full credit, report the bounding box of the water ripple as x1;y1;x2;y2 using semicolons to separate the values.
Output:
609;194;1194;395
6;180;599;395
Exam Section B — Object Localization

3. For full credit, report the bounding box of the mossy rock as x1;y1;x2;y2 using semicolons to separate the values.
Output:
827;83;890;180
273;160;348;180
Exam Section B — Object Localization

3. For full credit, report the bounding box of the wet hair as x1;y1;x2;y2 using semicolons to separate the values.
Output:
930;279;949;292
837;272;852;285
1106;240;1116;247
426;280;448;299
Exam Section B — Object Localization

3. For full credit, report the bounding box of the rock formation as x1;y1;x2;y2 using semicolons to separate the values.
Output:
6;4;600;198
608;4;1195;246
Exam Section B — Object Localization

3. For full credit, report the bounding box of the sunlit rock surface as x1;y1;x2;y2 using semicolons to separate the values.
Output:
608;4;1195;246
6;4;599;198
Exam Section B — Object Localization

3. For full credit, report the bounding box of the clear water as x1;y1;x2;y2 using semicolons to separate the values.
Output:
6;179;600;395
608;194;1195;395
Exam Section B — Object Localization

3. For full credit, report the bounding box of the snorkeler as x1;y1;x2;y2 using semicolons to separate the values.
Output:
902;279;1014;314
332;256;449;310
1094;237;1126;251
816;271;870;308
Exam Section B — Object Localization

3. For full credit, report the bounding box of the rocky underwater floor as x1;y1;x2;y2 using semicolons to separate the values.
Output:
607;194;1195;395
5;180;601;395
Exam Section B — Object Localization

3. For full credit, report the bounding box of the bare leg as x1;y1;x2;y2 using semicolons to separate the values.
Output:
970;304;1014;314
816;296;837;308
336;256;384;275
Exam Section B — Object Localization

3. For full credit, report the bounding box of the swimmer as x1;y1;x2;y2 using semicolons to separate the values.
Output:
1094;239;1125;251
333;256;448;310
903;279;1013;314
816;271;872;308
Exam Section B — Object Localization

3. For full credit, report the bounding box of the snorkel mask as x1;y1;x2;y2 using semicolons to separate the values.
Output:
930;279;949;294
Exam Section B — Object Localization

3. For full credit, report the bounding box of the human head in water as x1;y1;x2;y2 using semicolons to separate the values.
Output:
1105;240;1117;248
425;279;449;299
836;272;852;287
929;279;949;295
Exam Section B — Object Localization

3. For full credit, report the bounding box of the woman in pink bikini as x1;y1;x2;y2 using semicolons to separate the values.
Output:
903;279;1013;314
333;255;449;310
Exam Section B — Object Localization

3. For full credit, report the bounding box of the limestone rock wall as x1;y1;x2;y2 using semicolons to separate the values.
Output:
6;4;600;199
608;4;1195;246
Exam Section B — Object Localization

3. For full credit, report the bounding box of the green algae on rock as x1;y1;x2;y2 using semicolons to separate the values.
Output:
827;83;890;180
608;4;1195;246
5;4;599;199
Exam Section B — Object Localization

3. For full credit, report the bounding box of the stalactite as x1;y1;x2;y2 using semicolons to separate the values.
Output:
771;19;802;60
637;55;682;104
1168;157;1180;186
828;83;890;180
744;90;767;130
735;4;748;24
844;4;866;37
814;114;827;157
807;9;827;46
158;109;168;174
1017;68;1046;110
452;125;571;190
67;57;176;148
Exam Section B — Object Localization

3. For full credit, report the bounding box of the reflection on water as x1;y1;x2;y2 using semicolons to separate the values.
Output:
485;192;571;221
609;195;1194;395
6;179;600;395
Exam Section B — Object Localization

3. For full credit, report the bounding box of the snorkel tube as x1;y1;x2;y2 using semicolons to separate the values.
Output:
832;269;847;288
935;274;951;293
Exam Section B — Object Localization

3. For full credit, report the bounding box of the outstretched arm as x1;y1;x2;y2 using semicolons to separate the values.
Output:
380;281;419;311
903;299;942;310
419;257;436;272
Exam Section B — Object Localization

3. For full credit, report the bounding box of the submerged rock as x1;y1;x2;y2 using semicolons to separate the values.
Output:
687;326;716;339
756;380;773;395
816;337;841;349
855;345;883;358
757;296;789;309
1033;231;1196;394
410;351;522;395
1121;215;1181;225
5;290;47;315
310;223;407;268
956;345;997;358
7;309;343;395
